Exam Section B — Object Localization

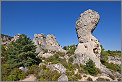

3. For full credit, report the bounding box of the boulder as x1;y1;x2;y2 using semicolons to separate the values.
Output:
39;63;45;67
33;34;66;53
38;52;54;58
74;9;101;68
58;74;68;81
19;66;28;72
46;63;66;74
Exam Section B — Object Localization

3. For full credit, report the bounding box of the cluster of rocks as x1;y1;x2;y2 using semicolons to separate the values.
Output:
74;9;101;69
46;63;68;81
33;34;66;53
1;33;21;45
108;56;121;65
1;35;12;42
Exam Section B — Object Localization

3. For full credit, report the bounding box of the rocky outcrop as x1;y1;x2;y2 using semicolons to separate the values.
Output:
74;9;101;68
1;33;21;45
38;52;54;58
46;63;66;74
108;56;121;65
11;33;21;42
58;74;68;81
33;34;66;53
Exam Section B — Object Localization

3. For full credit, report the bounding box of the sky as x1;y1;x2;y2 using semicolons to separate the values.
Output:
1;1;121;51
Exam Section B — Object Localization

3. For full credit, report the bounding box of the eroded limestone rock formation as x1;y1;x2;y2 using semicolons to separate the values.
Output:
74;9;101;68
33;34;66;53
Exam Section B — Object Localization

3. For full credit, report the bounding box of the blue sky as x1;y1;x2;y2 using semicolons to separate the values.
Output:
1;1;121;51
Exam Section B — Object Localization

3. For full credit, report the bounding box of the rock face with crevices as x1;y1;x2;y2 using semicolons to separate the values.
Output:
33;34;66;53
74;9;101;68
46;63;66;74
58;74;68;81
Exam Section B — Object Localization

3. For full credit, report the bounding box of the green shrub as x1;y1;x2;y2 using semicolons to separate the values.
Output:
87;77;93;81
1;64;14;81
83;75;87;77
103;62;121;73
74;63;80;69
43;49;48;54
26;65;41;76
6;68;26;81
100;51;109;63
118;78;121;81
54;54;59;59
74;73;82;79
105;79;110;81
68;76;78;81
108;74;115;80
63;46;67;50
68;57;73;63
57;52;65;57
66;70;74;76
96;78;106;81
38;69;61;81
84;59;100;76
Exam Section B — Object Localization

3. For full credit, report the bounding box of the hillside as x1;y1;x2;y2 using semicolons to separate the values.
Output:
1;9;121;81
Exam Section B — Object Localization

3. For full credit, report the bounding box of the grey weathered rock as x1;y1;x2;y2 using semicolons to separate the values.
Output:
108;56;121;65
33;34;66;53
19;66;28;72
58;74;68;81
74;9;101;68
64;55;69;62
38;52;54;58
46;63;66;74
39;63;45;67
1;33;21;45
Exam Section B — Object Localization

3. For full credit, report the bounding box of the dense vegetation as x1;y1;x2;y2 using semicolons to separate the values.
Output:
100;45;121;74
63;44;76;54
1;34;41;81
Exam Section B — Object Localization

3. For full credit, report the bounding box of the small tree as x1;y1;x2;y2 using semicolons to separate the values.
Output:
84;59;99;76
7;34;41;68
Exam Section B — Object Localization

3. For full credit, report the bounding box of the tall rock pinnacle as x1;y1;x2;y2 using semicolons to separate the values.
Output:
74;9;101;68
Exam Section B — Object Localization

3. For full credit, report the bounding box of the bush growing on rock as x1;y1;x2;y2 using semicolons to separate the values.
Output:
84;59;100;76
118;78;121;81
108;74;115;80
96;78;106;81
100;51;109;63
87;77;93;81
74;73;82;79
68;57;74;63
26;65;41;76
54;53;59;59
103;62;121;73
42;49;48;54
6;68;26;81
37;69;61;81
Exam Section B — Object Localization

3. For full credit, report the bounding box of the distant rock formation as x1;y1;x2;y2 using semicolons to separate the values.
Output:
74;9;101;68
108;56;121;65
33;34;66;53
1;33;21;45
